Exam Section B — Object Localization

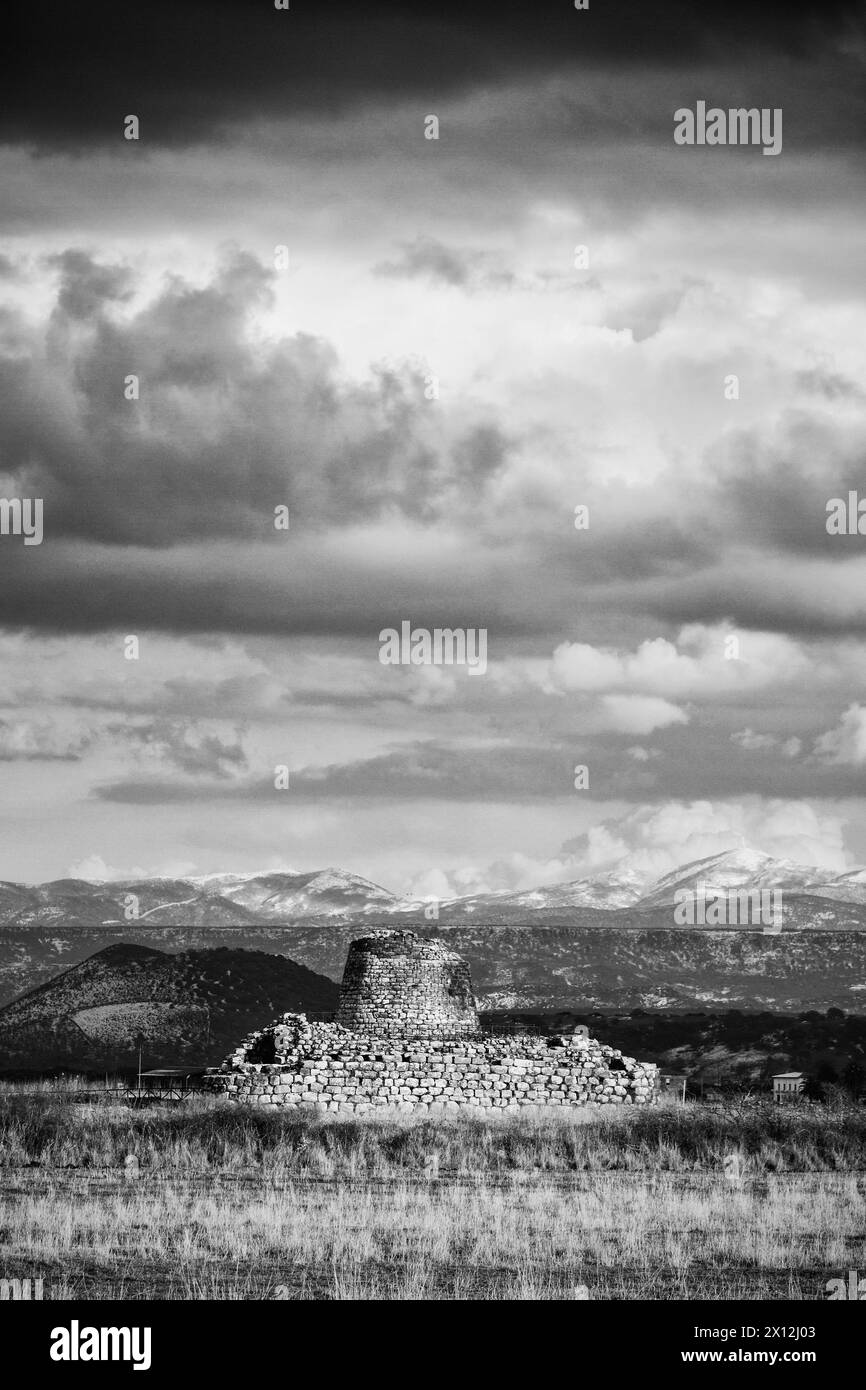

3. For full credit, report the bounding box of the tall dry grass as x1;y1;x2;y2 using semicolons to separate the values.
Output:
1;1084;864;1299
1;1087;864;1175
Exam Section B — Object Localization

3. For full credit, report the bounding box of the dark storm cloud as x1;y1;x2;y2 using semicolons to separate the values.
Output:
375;238;518;292
0;717;92;761
631;563;866;638
90;725;866;807
114;719;249;779
291;741;575;800
376;237;476;288
794;369;866;403
63;672;288;720
5;0;864;149
0;539;561;638
2;249;865;642
0;249;513;547
50;250;134;320
91;740;589;805
93;779;219;805
704;411;866;558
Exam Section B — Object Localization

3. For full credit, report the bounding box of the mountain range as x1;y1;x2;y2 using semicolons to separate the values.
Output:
2;849;866;931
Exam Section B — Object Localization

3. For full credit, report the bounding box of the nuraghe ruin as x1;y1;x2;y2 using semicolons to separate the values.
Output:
206;930;658;1111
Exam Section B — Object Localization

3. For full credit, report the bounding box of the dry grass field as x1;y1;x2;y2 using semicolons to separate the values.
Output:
1;1083;864;1300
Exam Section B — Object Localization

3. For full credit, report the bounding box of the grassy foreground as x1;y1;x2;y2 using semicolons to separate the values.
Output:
1;1084;864;1299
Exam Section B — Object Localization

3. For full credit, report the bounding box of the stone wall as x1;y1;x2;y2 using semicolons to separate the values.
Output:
206;930;659;1113
335;931;478;1038
205;1013;658;1112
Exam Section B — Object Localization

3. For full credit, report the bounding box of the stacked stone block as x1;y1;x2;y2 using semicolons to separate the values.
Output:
206;1014;657;1111
335;931;479;1037
206;931;659;1113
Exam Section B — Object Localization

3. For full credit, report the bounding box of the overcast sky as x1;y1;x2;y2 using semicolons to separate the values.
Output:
1;0;865;892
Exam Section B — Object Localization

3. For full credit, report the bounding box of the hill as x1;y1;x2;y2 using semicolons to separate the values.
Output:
0;942;339;1069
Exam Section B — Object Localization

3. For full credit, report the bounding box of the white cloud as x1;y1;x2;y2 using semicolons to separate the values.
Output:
567;799;850;877
731;728;778;751
732;729;803;757
599;694;688;735
66;854;115;882
66;854;200;882
544;626;809;702
405;795;854;900
814;704;866;766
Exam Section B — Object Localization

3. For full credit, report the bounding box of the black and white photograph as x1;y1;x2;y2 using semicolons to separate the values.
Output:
1;0;865;1345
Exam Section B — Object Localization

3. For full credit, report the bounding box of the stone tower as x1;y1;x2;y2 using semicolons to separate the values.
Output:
336;930;479;1037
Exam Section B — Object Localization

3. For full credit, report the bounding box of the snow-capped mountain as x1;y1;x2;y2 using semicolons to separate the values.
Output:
418;868;648;917
190;869;397;919
1;851;865;934
798;868;866;907
500;867;648;911
390;850;865;921
632;849;834;910
0;868;398;930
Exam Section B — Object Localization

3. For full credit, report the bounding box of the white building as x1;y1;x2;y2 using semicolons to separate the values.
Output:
772;1072;805;1103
